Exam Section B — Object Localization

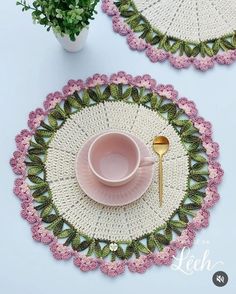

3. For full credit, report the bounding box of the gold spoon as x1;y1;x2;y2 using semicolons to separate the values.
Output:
152;136;169;207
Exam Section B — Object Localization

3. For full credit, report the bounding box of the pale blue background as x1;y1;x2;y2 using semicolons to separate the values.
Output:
0;2;235;293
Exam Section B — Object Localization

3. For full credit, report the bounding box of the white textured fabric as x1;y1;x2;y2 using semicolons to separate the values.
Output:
45;102;189;242
134;0;236;42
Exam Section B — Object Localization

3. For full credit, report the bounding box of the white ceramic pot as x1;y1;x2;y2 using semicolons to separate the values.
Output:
54;27;89;53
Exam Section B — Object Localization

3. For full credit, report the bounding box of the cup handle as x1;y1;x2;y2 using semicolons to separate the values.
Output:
139;157;155;167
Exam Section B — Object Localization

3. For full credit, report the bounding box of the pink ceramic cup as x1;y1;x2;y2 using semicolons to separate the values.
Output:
88;132;155;187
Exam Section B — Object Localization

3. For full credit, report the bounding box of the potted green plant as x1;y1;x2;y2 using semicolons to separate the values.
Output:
16;0;100;52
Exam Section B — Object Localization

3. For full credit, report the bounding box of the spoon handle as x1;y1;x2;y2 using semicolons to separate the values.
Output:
159;155;163;207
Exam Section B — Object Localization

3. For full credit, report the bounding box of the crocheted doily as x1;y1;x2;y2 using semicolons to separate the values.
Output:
46;101;189;241
102;0;236;71
11;72;223;277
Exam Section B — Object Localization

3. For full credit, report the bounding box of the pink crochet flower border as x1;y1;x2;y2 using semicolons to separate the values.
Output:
101;0;236;71
10;72;223;277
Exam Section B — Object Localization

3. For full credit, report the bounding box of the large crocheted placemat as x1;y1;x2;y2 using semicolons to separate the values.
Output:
102;0;236;71
11;72;223;277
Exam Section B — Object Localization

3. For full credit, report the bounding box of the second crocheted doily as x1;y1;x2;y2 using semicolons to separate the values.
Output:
102;0;236;70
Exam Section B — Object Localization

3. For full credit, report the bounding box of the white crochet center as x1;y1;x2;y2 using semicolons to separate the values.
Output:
134;0;236;42
45;101;189;242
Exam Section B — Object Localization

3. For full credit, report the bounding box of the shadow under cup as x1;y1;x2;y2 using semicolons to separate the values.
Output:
88;132;140;187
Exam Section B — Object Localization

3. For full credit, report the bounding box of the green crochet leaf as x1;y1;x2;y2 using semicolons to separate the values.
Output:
88;89;99;102
101;244;110;257
155;233;170;245
42;214;58;223
28;165;43;175
40;203;53;218
102;86;111;100
125;244;134;259
67;95;82;109
82;90;90;106
147;235;156;252
169;220;187;229
53;219;64;236
115;246;125;259
71;233;81;251
57;229;73;239
131;87;140;102
110;84;122;100
134;241;150;254
48;114;58;129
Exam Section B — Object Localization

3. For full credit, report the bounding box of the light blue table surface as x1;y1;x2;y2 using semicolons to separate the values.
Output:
1;2;235;293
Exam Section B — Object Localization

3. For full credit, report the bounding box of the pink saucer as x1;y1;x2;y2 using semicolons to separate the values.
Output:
75;132;154;206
